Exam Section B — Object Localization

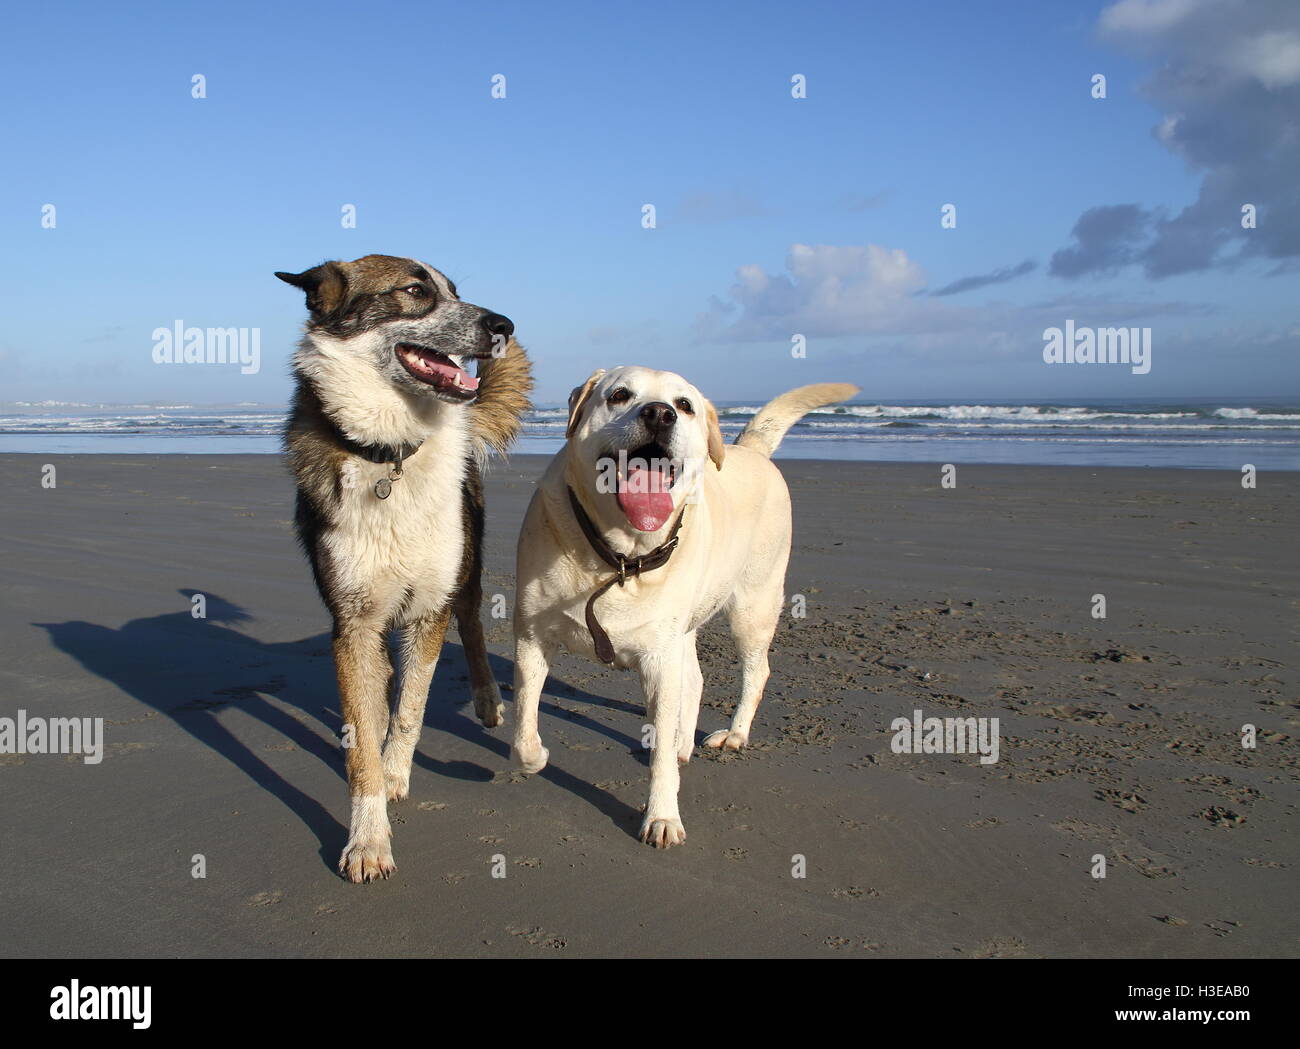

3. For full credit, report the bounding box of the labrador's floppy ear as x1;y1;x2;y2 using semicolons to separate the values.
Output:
274;261;348;317
566;369;607;439
704;399;725;470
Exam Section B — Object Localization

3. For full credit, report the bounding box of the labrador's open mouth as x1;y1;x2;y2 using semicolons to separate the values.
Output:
396;344;479;399
615;441;676;532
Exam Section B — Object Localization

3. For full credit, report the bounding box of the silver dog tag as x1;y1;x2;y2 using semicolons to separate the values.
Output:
374;478;392;499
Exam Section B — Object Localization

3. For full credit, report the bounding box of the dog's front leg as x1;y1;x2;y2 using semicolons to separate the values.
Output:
638;636;687;848
335;622;397;882
382;607;452;803
511;633;551;774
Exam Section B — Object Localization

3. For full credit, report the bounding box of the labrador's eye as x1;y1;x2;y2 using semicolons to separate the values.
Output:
402;284;428;298
608;387;631;405
675;398;694;415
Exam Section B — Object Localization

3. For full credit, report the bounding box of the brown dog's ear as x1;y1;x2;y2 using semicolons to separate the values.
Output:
704;399;725;470
566;370;606;439
275;262;348;317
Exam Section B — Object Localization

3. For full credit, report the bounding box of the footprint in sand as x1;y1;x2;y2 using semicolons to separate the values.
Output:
824;936;882;951
507;925;566;949
830;886;880;900
249;891;283;907
1199;806;1246;828
1095;788;1148;813
969;936;1028;958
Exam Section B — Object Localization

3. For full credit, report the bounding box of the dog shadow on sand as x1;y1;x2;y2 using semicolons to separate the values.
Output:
36;589;644;873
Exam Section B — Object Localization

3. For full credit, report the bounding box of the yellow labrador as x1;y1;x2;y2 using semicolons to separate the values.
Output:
511;366;858;846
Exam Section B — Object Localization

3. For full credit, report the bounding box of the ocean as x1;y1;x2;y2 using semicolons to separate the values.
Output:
2;399;1298;470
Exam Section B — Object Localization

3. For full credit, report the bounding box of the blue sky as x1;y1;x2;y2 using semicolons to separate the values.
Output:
2;0;1297;406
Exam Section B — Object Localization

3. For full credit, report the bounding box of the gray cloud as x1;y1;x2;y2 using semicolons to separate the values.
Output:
1049;206;1154;278
674;188;768;225
838;190;891;212
931;259;1037;296
82;325;126;344
1052;0;1300;279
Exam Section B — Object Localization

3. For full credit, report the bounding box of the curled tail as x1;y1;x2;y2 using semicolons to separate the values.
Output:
735;382;860;458
469;337;533;460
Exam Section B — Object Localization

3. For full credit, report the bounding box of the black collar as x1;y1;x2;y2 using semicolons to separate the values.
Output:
335;430;423;466
329;420;423;499
566;487;686;664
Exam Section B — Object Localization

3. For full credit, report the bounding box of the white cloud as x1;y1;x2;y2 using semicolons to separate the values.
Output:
1099;0;1206;35
1229;30;1300;87
696;243;931;341
695;242;1205;351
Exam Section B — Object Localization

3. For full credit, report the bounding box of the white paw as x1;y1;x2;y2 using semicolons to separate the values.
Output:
341;793;394;883
474;682;504;728
639;815;687;849
383;770;409;803
382;749;412;801
512;739;549;774
339;837;395;883
677;738;695;764
703;729;748;752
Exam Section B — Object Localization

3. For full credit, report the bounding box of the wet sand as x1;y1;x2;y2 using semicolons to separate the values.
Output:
0;453;1295;957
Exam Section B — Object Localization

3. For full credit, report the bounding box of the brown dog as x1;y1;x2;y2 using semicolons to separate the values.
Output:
278;254;530;882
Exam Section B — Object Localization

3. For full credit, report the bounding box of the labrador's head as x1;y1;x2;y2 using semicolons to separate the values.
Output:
564;365;724;533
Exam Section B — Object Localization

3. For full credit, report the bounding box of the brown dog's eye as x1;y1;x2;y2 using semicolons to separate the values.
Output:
402;284;428;298
608;388;631;405
675;398;694;415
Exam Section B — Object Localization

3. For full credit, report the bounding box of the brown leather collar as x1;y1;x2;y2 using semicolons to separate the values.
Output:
566;487;686;664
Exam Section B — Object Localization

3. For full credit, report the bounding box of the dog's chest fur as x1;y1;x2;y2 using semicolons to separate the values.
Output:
287;382;471;627
324;429;468;622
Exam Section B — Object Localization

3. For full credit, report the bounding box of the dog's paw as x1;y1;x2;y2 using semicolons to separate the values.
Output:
677;738;695;765
339;838;396;883
639;815;687;849
474;682;505;729
703;729;748;752
512;739;549;774
384;771;409;803
381;750;412;801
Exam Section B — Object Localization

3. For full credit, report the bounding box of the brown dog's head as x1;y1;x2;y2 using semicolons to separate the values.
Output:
277;254;513;404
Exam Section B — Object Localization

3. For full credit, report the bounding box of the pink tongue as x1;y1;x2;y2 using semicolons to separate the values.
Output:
617;465;674;532
424;355;479;390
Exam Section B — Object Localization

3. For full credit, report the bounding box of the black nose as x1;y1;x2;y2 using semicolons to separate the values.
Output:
480;312;514;339
639;401;677;432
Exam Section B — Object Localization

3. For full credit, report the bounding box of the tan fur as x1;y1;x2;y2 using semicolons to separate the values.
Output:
470;337;534;459
566;370;606;438
734;382;860;458
335;624;392;800
704;399;725;470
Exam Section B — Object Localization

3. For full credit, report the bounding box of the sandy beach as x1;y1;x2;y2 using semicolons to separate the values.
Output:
0;452;1295;958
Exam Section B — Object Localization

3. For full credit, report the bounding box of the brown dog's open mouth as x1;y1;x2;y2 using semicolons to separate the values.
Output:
396;344;479;399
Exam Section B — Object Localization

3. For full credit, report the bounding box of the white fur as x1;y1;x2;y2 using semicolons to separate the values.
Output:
294;331;450;449
339;792;395;881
